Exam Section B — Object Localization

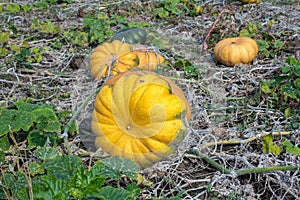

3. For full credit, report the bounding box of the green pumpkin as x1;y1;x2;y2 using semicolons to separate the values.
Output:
110;27;147;45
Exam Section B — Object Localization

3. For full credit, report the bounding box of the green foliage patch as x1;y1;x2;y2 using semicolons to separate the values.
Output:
0;147;140;200
0;101;77;151
260;57;300;118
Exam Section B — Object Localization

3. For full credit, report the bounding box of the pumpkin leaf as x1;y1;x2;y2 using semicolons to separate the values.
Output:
27;131;60;149
0;109;34;137
0;172;28;200
32;175;67;200
282;140;300;155
101;156;140;180
97;186;131;200
0;135;10;151
262;134;281;156
34;147;61;160
68;165;106;198
29;161;45;176
43;154;82;180
32;108;61;132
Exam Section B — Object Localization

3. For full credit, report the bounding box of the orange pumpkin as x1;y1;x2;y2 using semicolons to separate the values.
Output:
214;37;258;66
133;49;165;70
92;71;191;168
89;40;138;79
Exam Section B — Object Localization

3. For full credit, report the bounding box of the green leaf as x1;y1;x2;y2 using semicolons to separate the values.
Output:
0;151;4;164
0;172;28;199
68;165;106;198
27;130;56;149
101;156;140;180
256;39;269;51
6;4;21;13
34;147;61;160
284;107;291;119
97;186;131;200
283;140;300;155
0;109;34;137
285;56;297;66
29;161;45;176
0;135;10;151
44;154;82;180
32;108;61;132
260;82;273;94
0;47;7;57
0;32;10;43
262;134;281;156
281;65;291;73
126;182;141;198
32;175;67;200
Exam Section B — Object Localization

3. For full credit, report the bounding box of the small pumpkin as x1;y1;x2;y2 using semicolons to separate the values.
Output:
110;27;147;45
92;71;191;168
89;40;138;79
214;37;258;66
133;48;165;70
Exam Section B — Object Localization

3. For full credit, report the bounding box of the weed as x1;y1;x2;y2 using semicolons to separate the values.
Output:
260;57;300;118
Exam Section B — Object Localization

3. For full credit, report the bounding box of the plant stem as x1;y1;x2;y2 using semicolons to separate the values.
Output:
62;86;102;154
189;147;299;176
199;131;291;151
189;147;231;174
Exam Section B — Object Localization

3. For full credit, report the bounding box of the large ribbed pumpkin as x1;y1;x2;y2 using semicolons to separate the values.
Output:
214;37;258;66
89;40;138;79
91;71;191;168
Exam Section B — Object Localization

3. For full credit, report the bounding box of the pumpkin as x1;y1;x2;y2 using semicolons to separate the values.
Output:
214;37;258;66
92;71;191;168
133;48;165;70
89;40;138;79
110;27;147;45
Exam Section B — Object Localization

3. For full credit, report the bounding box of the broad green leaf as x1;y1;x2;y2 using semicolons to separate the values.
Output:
32;175;67;200
17;188;30;200
101;156;139;180
0;135;10;151
32;108;61;132
262;134;281;156
0;172;28;199
281;65;291;73
27;130;49;149
29;161;45;176
44;154;82;180
69;165;106;198
97;186;131;200
15;101;51;111
34;147;61;160
0;109;34;137
283;140;300;155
